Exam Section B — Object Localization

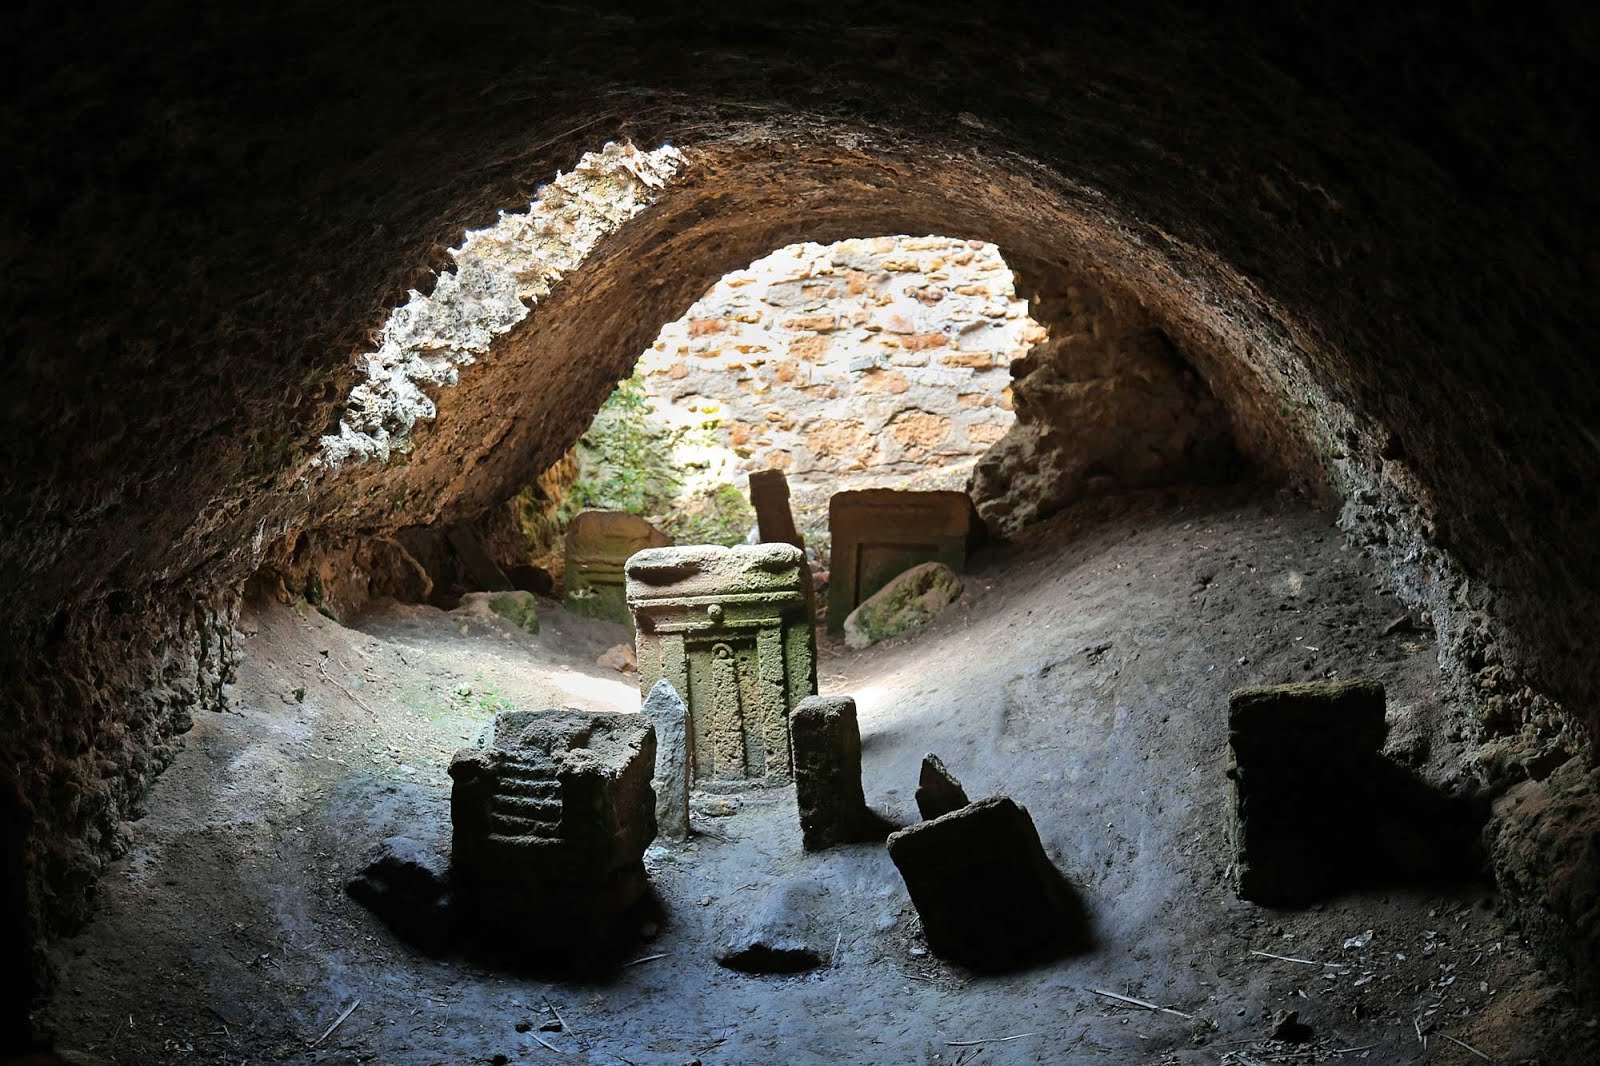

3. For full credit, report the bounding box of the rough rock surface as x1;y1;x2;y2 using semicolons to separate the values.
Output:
915;754;970;821
844;561;964;649
641;679;690;841
886;796;1087;971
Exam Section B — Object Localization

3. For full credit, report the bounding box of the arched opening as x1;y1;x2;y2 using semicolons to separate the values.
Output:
6;6;1598;1059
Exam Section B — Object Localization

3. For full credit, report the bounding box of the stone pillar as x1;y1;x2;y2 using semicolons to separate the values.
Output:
749;468;804;549
790;695;872;850
641;679;690;840
627;544;817;784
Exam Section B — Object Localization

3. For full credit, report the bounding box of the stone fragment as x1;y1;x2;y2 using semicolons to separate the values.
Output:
748;468;804;550
843;561;962;649
564;511;672;625
827;489;980;633
915;754;970;821
449;709;656;951
345;835;452;950
454;590;540;634
1226;680;1387;906
641;680;690;841
886;796;1086;970
627;544;817;783
789;695;884;850
596;643;637;673
716;876;827;974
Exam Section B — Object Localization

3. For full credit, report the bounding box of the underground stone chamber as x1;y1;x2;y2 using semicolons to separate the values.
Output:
3;4;1598;1062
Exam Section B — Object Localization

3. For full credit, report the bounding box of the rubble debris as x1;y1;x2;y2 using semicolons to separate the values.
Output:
915;754;971;821
627;543;817;782
886;796;1087;970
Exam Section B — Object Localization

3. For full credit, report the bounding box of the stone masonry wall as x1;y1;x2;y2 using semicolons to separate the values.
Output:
633;236;1037;534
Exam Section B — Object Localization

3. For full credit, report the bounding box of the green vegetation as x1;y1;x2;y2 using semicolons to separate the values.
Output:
516;373;754;554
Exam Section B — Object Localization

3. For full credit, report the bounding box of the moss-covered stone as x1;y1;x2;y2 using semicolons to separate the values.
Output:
843;561;963;649
487;591;540;634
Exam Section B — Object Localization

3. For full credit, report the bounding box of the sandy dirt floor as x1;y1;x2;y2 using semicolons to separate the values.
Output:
38;489;1600;1064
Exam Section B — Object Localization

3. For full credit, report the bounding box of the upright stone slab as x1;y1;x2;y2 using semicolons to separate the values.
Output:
749;468;804;550
641;679;691;840
1227;679;1387;906
449;709;656;947
915;753;970;820
826;489;980;634
886;796;1085;970
564;511;672;625
627;544;817;783
790;694;873;850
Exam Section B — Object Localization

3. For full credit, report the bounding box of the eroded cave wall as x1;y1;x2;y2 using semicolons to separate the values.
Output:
4;1;1599;1031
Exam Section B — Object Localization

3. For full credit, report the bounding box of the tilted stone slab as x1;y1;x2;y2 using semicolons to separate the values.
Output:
886;796;1086;970
826;489;980;634
449;709;656;944
563;510;671;625
915;753;970;821
1227;679;1387;906
749;468;805;550
627;543;817;783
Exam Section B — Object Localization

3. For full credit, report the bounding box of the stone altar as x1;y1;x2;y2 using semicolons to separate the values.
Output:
826;489;980;633
448;709;656;945
563;510;671;625
626;543;817;783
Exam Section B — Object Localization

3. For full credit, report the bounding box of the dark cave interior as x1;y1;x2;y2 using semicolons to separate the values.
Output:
2;4;1598;1063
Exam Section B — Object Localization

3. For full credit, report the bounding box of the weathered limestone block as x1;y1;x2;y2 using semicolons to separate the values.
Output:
449;709;656;945
827;489;980;633
842;561;962;649
455;590;539;634
716;875;828;974
564;510;671;625
886;796;1085;970
915;753;970;820
790;695;876;850
627;544;817;783
749;469;804;549
641;679;690;840
1227;680;1387;906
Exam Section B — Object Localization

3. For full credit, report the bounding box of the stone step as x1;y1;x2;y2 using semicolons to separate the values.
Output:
494;754;558;778
496;776;560;798
489;811;561;836
491;794;562;818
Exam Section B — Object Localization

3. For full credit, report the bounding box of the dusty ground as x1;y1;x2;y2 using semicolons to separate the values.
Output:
38;489;1600;1065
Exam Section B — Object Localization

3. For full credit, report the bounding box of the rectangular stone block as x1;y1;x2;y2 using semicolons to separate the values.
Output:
886;796;1084;970
627;544;817;783
563;510;671;625
826;489;980;633
1227;679;1387;906
749;468;805;549
790;695;870;850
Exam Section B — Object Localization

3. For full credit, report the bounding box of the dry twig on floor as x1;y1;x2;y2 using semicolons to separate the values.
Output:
1088;988;1202;1023
530;1032;567;1055
946;1032;1039;1047
1441;1034;1494;1061
310;998;359;1047
1249;949;1326;966
622;953;669;967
